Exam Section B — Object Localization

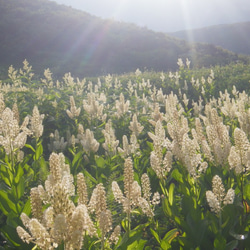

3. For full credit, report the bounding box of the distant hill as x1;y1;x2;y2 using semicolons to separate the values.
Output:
170;22;250;55
0;0;248;77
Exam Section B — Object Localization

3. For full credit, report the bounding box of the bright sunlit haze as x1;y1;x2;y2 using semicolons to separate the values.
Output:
52;0;250;32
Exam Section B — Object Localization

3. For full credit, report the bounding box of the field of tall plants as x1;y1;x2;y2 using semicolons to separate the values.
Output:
1;59;250;249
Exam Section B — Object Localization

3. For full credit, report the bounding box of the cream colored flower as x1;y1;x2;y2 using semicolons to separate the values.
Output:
17;153;96;249
0;107;30;155
102;120;119;156
115;93;130;118
206;175;235;215
77;173;88;205
113;157;159;217
66;96;81;119
30;106;44;139
129;114;144;137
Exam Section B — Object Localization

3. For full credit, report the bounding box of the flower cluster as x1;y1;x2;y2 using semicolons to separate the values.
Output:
112;157;159;218
128;114;144;137
206;175;235;214
149;120;172;180
83;92;106;121
115;93;130;118
228;127;250;174
77;128;100;155
17;153;96;250
0;105;44;157
48;130;67;152
102;119;119;156
117;134;139;158
30;105;45;139
66;96;81;119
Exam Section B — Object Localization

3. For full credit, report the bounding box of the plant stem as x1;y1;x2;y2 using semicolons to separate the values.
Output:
101;232;105;250
127;210;131;235
219;211;222;234
241;172;244;227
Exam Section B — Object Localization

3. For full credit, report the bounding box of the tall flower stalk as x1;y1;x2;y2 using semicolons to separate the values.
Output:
0;107;31;185
112;158;158;234
206;175;235;231
17;152;96;249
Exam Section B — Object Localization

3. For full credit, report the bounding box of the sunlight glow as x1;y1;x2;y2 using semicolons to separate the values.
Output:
53;0;250;32
179;0;194;42
109;0;130;20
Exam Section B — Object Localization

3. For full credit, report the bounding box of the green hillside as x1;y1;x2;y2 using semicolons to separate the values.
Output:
0;0;248;77
171;22;250;55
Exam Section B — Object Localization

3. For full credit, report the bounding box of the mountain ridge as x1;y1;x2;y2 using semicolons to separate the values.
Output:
170;21;250;55
0;0;248;77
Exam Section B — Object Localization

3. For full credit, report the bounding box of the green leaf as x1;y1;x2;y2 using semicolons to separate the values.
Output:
111;164;119;172
171;169;183;183
35;143;43;160
0;159;8;167
0;225;23;247
83;169;97;184
146;141;154;151
214;236;226;250
168;183;175;206
0;181;9;192
244;183;250;200
14;164;24;185
160;240;171;249
15;176;25;200
95;156;105;168
163;198;172;217
25;143;35;152
6;211;20;228
118;223;149;249
163;228;180;244
185;213;207;246
100;173;107;180
121;219;129;232
150;228;161;244
0;190;17;215
221;215;230;229
174;216;181;225
144;247;153;250
23;163;34;183
134;172;140;184
159;181;168;196
72;151;83;167
127;239;147;249
37;157;48;181
0;167;12;186
119;231;129;248
22;199;31;216
225;240;238;250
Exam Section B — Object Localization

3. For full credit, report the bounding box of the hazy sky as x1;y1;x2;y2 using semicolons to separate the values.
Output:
52;0;250;32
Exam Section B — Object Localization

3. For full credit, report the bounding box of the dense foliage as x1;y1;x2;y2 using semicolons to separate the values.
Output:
0;0;249;78
1;59;250;249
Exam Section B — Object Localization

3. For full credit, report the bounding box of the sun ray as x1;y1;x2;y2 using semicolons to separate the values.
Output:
179;0;194;42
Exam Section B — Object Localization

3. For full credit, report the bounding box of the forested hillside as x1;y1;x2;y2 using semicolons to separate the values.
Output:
0;0;248;77
171;22;250;55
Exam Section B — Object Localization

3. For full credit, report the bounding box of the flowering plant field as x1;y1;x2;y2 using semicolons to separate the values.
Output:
1;59;250;249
